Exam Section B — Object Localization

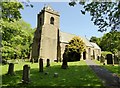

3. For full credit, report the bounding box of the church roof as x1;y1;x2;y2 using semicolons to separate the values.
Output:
90;42;101;50
60;31;93;47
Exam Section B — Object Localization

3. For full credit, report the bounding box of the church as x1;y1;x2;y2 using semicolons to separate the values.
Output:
31;5;101;62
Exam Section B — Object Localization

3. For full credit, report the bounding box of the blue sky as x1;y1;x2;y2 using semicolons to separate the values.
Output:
20;2;109;39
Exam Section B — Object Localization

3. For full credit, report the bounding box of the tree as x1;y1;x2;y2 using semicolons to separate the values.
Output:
90;36;101;46
69;0;120;32
100;31;120;54
1;1;33;22
1;2;24;22
64;36;85;61
0;1;34;62
1;19;34;60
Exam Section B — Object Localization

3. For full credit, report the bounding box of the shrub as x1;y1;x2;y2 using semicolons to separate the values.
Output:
63;36;85;62
101;51;112;58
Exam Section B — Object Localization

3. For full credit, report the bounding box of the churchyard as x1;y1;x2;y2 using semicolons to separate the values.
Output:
1;60;104;87
1;1;120;88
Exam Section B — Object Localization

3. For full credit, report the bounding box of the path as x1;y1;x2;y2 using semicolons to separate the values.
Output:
86;59;120;88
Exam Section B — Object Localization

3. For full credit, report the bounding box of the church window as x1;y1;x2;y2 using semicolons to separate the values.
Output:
50;17;54;25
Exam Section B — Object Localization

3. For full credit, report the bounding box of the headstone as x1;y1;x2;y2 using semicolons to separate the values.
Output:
7;63;15;75
46;59;50;67
54;73;58;78
106;54;113;64
22;65;30;84
61;53;68;69
100;55;105;63
114;55;119;64
39;58;43;72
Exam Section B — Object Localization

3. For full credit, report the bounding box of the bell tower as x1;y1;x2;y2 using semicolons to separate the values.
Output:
32;5;60;62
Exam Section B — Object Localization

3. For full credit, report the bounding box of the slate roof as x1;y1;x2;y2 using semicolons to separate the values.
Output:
60;31;93;47
90;42;101;50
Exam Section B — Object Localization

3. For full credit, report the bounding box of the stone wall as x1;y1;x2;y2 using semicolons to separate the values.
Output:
39;25;58;62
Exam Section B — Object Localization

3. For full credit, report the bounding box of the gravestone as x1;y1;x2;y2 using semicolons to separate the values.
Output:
46;59;50;67
100;55;105;63
22;65;30;84
39;58;43;72
54;73;58;78
114;55;119;64
7;63;15;75
106;54;113;64
61;53;68;69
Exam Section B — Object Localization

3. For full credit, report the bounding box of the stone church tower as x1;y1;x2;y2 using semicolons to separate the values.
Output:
31;5;60;62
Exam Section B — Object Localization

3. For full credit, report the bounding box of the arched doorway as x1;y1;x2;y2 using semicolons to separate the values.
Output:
93;50;95;59
83;51;86;60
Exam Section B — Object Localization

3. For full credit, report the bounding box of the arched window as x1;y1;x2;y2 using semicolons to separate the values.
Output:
50;17;54;25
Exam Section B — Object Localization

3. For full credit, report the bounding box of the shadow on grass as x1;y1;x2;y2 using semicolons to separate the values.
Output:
2;63;104;88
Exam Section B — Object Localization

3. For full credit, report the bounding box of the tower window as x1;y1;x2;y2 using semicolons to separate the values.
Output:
50;17;54;25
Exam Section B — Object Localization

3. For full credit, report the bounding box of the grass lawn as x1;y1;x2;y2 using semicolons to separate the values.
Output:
1;60;103;87
94;60;120;77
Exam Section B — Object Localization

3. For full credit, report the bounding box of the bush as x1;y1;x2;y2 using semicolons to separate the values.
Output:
100;55;105;63
63;36;85;62
2;59;8;65
101;51;112;58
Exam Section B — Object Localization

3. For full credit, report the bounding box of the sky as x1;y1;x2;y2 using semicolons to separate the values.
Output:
20;2;109;40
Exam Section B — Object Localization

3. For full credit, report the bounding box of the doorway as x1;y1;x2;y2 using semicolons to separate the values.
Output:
83;51;86;60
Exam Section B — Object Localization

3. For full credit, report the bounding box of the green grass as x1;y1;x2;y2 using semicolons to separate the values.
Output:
94;60;120;76
1;60;103;87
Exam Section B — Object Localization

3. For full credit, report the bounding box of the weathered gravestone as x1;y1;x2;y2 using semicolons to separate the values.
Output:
114;55;119;64
7;63;15;75
46;59;50;67
106;54;113;64
54;73;58;78
100;55;105;63
39;58;43;72
22;65;30;84
61;53;68;69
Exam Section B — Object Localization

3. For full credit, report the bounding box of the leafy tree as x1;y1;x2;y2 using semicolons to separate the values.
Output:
69;0;120;32
100;31;120;54
1;19;34;60
90;36;101;46
1;0;33;22
64;36;85;61
0;1;34;62
1;2;24;22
